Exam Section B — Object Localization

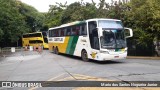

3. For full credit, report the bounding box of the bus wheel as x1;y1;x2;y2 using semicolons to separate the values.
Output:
81;50;89;62
53;47;55;53
55;47;59;55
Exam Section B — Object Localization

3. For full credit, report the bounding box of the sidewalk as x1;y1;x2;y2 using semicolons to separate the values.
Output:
127;56;160;60
0;50;43;61
0;50;40;58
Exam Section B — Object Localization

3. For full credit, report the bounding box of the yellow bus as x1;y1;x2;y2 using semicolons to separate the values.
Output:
48;18;133;61
22;32;48;49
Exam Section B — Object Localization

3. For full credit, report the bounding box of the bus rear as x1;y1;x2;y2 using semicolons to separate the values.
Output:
22;32;48;49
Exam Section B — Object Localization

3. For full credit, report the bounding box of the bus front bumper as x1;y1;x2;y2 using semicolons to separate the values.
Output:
96;52;127;61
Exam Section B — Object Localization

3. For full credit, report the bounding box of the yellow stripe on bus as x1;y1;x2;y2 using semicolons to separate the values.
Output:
49;37;70;53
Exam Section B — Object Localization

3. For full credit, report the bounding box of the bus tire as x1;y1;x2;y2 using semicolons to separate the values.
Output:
81;50;89;62
55;47;59;55
53;46;55;53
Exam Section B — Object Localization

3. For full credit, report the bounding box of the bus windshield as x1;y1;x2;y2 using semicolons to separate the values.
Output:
98;20;126;49
100;29;126;49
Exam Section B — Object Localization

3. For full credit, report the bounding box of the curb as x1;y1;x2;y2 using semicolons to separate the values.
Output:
127;56;160;60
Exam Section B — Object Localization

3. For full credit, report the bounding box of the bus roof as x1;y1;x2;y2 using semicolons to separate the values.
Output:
22;32;42;35
48;18;121;30
86;18;121;22
49;21;85;30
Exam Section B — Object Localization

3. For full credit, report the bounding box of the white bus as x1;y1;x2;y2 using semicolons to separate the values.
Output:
48;18;133;61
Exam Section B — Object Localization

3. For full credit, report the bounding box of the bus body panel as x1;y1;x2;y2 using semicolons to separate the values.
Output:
73;35;90;57
48;36;127;61
49;36;82;55
99;52;127;61
49;37;69;53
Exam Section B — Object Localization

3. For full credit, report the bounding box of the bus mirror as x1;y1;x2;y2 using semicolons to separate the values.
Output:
97;27;103;37
124;28;133;38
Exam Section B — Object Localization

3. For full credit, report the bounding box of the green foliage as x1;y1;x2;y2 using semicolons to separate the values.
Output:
124;0;160;47
44;1;97;27
44;0;160;56
18;2;45;32
0;0;44;47
0;0;29;43
0;28;4;40
0;0;159;55
61;2;97;24
44;4;65;27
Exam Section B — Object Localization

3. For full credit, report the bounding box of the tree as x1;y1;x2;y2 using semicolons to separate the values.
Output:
123;0;160;56
0;0;29;46
0;0;45;47
45;1;97;27
44;3;66;27
61;2;97;24
17;1;45;32
43;0;160;56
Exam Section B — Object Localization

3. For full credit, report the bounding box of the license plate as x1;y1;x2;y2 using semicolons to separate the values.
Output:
114;56;119;58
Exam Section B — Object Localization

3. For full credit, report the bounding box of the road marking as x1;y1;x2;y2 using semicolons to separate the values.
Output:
28;73;160;90
72;73;112;81
28;73;66;90
57;76;75;81
73;87;160;90
28;73;110;90
71;74;160;90
47;73;66;81
51;73;112;81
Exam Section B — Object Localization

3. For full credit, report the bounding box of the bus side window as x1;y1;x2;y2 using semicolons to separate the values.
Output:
66;27;71;36
55;29;58;37
52;30;54;37
49;30;52;37
49;30;51;37
76;26;80;35
88;21;99;50
80;24;87;35
28;34;31;38
63;28;67;36
58;29;61;37
71;26;78;35
61;29;64;36
23;35;27;38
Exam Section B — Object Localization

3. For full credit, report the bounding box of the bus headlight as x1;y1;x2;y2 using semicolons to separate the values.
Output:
100;50;109;54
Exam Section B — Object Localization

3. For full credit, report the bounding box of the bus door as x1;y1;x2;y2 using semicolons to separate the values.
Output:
88;21;100;59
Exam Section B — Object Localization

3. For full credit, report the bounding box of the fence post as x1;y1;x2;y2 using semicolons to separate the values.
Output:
33;46;37;51
38;45;42;53
11;47;15;53
29;46;33;51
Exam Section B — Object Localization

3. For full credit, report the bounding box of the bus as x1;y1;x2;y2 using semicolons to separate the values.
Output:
48;18;133;61
22;32;48;49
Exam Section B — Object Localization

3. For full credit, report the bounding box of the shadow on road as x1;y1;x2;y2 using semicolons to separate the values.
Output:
57;53;82;60
55;53;124;64
90;60;124;64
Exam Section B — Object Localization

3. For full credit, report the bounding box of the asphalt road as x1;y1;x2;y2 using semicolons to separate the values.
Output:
0;50;160;90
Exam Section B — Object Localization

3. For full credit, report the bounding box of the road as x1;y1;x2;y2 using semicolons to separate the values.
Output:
0;50;160;90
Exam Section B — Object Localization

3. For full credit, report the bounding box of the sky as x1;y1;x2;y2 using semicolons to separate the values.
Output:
20;0;115;12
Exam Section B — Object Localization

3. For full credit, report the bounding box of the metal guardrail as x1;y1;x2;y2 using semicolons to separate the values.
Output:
0;47;42;57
